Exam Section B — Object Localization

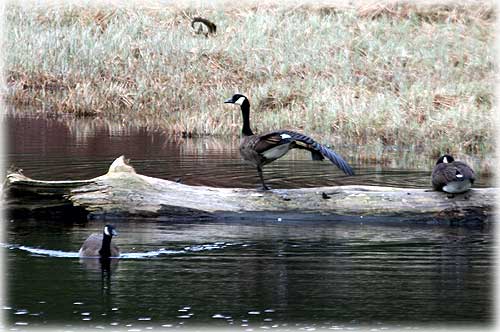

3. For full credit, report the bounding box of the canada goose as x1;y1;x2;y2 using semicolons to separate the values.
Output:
224;94;354;190
431;154;475;194
79;225;120;258
191;17;217;37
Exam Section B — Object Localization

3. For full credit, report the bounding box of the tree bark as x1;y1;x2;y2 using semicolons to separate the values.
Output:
5;156;496;223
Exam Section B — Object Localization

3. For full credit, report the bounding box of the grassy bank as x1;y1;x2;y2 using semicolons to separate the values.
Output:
3;1;496;156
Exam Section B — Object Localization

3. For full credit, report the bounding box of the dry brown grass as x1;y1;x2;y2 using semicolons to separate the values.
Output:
3;1;496;157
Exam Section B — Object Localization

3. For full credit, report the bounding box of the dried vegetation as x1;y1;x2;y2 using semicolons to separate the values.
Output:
3;1;496;156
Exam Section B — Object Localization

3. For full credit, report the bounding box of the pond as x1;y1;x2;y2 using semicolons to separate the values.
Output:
2;113;494;331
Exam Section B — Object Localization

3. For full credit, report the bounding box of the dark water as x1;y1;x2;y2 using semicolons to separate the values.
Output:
4;113;492;189
2;113;495;330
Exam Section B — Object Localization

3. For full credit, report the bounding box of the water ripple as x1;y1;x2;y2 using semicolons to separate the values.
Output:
1;242;244;259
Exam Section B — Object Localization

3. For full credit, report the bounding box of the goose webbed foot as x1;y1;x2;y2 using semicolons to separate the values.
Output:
260;184;271;191
257;167;270;191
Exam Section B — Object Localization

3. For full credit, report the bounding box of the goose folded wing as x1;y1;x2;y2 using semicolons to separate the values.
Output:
432;164;462;188
454;161;476;182
253;131;293;153
79;233;102;256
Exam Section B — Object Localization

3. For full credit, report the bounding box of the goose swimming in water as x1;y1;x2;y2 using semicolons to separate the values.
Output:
79;225;120;258
224;94;354;190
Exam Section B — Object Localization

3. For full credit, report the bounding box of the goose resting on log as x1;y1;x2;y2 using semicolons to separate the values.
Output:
4;156;496;224
431;154;475;194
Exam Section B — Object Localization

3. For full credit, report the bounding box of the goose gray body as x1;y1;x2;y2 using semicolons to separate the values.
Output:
431;155;475;194
79;225;120;258
225;94;354;189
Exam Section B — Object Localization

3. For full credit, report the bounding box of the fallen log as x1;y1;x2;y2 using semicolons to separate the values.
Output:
4;156;497;223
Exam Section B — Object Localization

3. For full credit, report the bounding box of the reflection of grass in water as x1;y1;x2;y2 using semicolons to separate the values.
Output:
4;2;495;158
8;107;492;176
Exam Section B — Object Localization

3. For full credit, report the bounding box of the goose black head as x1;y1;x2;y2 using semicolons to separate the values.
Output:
224;93;253;136
103;224;118;237
224;94;249;106
436;154;455;165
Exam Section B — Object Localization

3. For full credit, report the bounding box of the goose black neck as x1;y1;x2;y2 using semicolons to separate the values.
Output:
99;234;112;258
240;100;254;136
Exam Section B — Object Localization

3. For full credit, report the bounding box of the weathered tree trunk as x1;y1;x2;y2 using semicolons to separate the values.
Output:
5;156;496;223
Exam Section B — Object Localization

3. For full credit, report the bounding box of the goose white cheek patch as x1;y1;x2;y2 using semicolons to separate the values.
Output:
456;174;464;178
104;227;110;236
443;157;448;163
235;97;246;105
280;134;292;139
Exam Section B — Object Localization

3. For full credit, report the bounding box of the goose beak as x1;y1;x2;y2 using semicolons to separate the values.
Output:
224;97;234;104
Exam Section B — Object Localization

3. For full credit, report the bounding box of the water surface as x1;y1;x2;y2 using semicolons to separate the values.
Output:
2;113;494;331
5;112;492;188
4;218;494;330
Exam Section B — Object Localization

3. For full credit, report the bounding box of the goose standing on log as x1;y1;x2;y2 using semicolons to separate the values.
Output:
79;225;120;258
224;94;354;190
431;154;475;194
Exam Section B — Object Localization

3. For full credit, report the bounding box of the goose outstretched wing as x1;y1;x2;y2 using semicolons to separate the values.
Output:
257;130;354;176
